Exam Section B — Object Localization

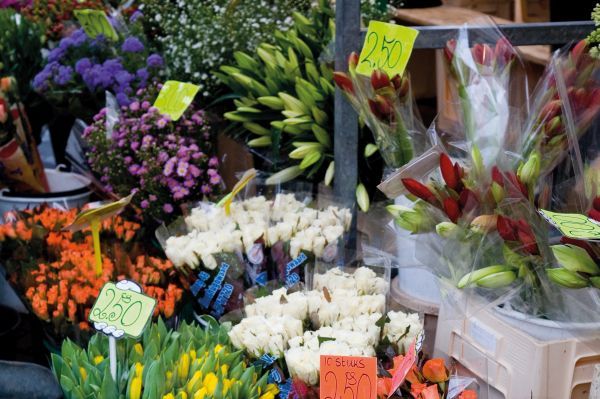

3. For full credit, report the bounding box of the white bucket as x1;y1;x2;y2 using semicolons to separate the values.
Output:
394;196;442;306
0;167;92;216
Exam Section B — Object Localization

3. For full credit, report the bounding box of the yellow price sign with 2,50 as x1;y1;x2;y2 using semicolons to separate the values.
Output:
356;21;419;78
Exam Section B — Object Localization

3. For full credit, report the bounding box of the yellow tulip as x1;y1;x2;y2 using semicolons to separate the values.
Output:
79;367;87;381
166;371;173;381
93;355;104;365
223;378;234;395
134;343;144;356
203;372;218;395
213;344;224;354
178;354;190;380
130;376;142;399
193;387;207;399
221;364;229;375
176;392;188;399
162;394;175;399
190;350;196;361
135;362;144;378
186;370;203;393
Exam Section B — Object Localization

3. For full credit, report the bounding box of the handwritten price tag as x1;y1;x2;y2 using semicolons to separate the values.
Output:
356;21;418;77
65;194;133;232
539;209;600;241
74;9;118;41
388;332;422;397
153;80;200;121
89;280;156;339
320;355;377;399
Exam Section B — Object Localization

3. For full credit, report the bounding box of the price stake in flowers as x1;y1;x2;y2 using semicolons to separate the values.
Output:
388;331;424;397
65;194;134;276
356;21;419;77
539;209;600;241
74;9;118;41
89;280;156;381
320;355;377;399
153;80;200;121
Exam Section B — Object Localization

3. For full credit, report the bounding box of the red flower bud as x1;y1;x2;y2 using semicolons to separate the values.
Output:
444;39;457;63
348;52;359;69
494;37;514;67
589;208;600;222
369;94;395;121
571;39;588;65
333;72;354;95
371;69;391;90
472;43;493;66
491;166;504;186
518;229;539;255
402;178;437;205
497;215;517;241
392;75;410;98
560;236;598;259
505;172;528;198
440;153;459;190
539;99;562;121
459;188;478;213
443;197;461;223
593;197;600;211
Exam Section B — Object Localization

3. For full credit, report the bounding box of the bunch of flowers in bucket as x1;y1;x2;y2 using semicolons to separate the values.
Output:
53;318;279;399
0;205;183;342
159;192;352;320
32;15;164;121
382;30;600;322
83;84;221;224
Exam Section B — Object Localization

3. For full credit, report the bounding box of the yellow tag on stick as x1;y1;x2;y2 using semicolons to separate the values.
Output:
356;21;418;77
74;9;118;41
153;80;200;121
539;209;600;241
218;168;257;216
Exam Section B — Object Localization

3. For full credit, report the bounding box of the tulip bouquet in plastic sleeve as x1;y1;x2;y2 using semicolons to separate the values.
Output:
334;52;427;170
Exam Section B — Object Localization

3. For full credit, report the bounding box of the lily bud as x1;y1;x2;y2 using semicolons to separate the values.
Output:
440;153;459;190
348;52;359;70
590;276;600;289
544;116;562;138
371;69;391;90
356;183;370;212
443;197;461;223
402;178;437;205
324;161;334;186
546;268;589;289
470;146;484;178
392;205;433;233
540;99;562;121
551;244;600;275
589;208;600;222
571;39;588;65
265;165;303;185
436;221;459;238
470;214;497;233
333;72;354;94
476;270;517;288
458;265;513;289
491;181;505;203
517;151;540;186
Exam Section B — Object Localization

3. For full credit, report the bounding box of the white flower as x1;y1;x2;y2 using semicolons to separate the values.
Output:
313;267;388;295
228;315;303;358
384;311;423;353
245;288;308;321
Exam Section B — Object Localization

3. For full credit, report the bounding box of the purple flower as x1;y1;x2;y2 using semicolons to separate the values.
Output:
53;65;73;86
136;68;149;82
140;200;150;209
149;195;157;201
158;152;169;163
121;37;145;53
163;204;174;213
130;141;140;151
176;161;189;177
146;54;164;68
129;10;143;22
128;164;140;175
116;71;134;86
116;92;131;107
188;165;201;177
75;58;92;75
163;157;176;176
47;47;66;63
201;184;212;194
210;175;221;185
208;157;219;167
157;118;167;129
172;186;189;200
141;101;151;110
129;101;140;112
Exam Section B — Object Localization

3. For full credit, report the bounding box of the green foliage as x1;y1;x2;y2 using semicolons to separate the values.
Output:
588;3;600;58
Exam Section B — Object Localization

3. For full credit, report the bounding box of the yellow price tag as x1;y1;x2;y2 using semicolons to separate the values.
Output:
89;280;156;339
539;209;600;241
356;21;419;77
153;80;200;121
65;194;134;276
74;9;118;42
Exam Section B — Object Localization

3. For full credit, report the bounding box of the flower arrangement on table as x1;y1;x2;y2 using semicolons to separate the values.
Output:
32;16;164;121
161;193;352;319
384;34;600;322
53;318;279;399
0;205;183;342
83;84;221;224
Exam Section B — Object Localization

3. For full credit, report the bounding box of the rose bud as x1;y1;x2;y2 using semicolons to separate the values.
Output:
333;72;355;94
422;358;449;383
348;51;359;70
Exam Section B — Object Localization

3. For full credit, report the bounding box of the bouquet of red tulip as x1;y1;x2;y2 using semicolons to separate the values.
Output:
334;53;427;169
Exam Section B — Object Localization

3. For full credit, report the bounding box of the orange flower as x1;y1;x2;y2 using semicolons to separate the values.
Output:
422;359;448;383
377;377;392;398
421;385;440;399
458;390;477;399
410;382;428;398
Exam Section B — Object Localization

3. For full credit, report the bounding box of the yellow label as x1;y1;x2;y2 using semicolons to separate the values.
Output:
153;80;200;121
66;193;134;232
539;209;600;241
74;9;118;41
356;21;418;77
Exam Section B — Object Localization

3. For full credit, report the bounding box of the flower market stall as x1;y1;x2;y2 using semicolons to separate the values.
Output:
0;0;599;398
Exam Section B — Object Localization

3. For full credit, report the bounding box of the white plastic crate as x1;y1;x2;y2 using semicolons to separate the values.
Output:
434;289;600;399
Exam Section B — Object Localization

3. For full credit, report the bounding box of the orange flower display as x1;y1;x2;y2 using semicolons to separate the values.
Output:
422;359;449;383
0;205;183;342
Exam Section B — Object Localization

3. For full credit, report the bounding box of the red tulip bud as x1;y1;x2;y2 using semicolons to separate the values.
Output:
497;215;517;241
459;188;478;213
571;39;588;65
348;52;359;70
494;37;514;67
491;166;504;186
371;69;391;91
505;172;528;198
369;94;395;121
333;72;355;95
443;197;461;223
472;43;493;66
402;178;437;205
589;208;600;222
539;99;562;121
440;153;459;190
392;75;410;98
444;39;457;63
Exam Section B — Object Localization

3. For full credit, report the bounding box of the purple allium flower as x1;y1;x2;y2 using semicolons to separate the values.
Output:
121;37;145;53
146;54;164;68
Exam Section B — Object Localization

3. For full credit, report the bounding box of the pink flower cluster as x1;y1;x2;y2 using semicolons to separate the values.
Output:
84;87;221;222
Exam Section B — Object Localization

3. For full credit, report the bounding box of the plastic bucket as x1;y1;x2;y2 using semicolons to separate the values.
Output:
0;167;91;216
